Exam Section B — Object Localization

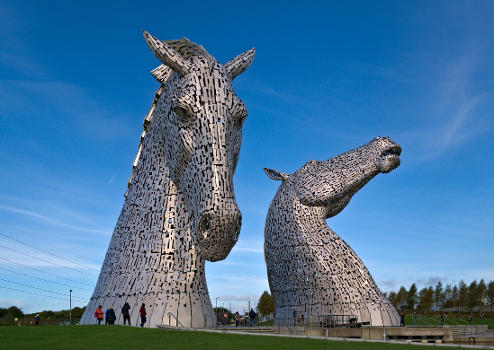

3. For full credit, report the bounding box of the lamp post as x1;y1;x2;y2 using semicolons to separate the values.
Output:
69;290;72;324
215;297;220;329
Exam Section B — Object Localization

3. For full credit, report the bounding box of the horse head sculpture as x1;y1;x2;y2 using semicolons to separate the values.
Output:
143;31;254;261
81;32;254;328
264;137;402;326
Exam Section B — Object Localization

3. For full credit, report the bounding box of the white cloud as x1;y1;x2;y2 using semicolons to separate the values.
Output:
0;298;31;310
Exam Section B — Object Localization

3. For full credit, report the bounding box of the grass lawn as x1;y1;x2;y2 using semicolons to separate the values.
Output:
0;325;476;350
404;315;493;329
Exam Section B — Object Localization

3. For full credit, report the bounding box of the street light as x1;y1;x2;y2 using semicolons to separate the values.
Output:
215;297;220;329
69;290;72;324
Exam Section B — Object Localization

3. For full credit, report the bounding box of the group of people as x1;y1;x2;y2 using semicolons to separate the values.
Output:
233;309;257;327
94;303;147;327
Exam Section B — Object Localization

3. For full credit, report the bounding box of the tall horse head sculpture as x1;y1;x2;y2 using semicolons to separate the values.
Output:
80;32;254;328
264;137;402;326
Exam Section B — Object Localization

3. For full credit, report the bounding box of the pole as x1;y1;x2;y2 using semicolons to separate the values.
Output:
215;297;220;329
69;290;72;324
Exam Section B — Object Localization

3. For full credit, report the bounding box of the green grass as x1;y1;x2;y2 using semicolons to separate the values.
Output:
0;325;476;350
404;315;493;329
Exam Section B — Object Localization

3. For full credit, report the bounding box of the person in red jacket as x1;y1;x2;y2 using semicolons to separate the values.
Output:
139;303;147;327
94;305;104;325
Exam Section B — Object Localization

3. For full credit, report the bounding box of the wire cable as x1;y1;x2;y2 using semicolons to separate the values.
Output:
0;231;97;275
0;285;71;301
0;266;93;292
0;256;91;287
0;243;95;277
0;278;87;301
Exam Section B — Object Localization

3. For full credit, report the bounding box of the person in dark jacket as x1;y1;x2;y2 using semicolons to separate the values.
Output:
122;302;131;325
249;308;256;327
106;307;116;325
400;313;405;327
139;303;147;327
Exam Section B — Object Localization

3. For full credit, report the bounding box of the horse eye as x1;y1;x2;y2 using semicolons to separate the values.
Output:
173;106;188;118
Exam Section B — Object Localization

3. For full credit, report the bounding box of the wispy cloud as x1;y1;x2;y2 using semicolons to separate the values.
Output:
0;204;110;235
107;170;119;185
0;298;31;310
0;240;101;272
399;51;491;160
207;274;267;284
216;294;260;303
231;240;264;254
0;80;134;141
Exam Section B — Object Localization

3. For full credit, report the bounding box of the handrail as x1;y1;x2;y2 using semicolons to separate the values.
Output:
168;312;184;328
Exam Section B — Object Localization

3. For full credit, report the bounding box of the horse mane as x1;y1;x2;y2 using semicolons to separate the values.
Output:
125;39;215;196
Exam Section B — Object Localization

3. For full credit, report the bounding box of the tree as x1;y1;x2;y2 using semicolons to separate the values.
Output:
395;286;408;311
443;284;453;311
487;281;494;309
6;306;23;318
406;284;418;311
458;280;467;313
213;307;232;324
467;280;479;312
387;291;397;309
257;291;275;317
477;279;487;311
417;287;434;313
434;281;444;311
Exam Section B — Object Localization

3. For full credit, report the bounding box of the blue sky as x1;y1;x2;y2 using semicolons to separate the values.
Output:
0;0;492;314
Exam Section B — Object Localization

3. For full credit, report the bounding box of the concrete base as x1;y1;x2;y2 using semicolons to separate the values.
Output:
277;326;455;343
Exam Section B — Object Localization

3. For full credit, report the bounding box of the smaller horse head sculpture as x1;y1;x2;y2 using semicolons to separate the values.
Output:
143;31;254;261
263;137;402;326
265;137;401;217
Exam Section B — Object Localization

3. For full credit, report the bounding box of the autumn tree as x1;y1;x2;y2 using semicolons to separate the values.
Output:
257;291;275;317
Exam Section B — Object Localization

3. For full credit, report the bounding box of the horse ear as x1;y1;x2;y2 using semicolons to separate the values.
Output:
143;30;190;76
264;168;288;181
224;48;255;79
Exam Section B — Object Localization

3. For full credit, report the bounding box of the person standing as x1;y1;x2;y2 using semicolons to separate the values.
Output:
441;314;445;325
412;312;417;325
249;308;256;327
122;302;131;325
34;314;40;326
95;305;104;325
234;312;240;327
400;313;405;327
106;307;116;325
292;309;297;326
139;303;147;327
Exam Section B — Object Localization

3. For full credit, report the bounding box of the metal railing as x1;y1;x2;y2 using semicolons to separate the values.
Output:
275;313;359;328
167;312;184;328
